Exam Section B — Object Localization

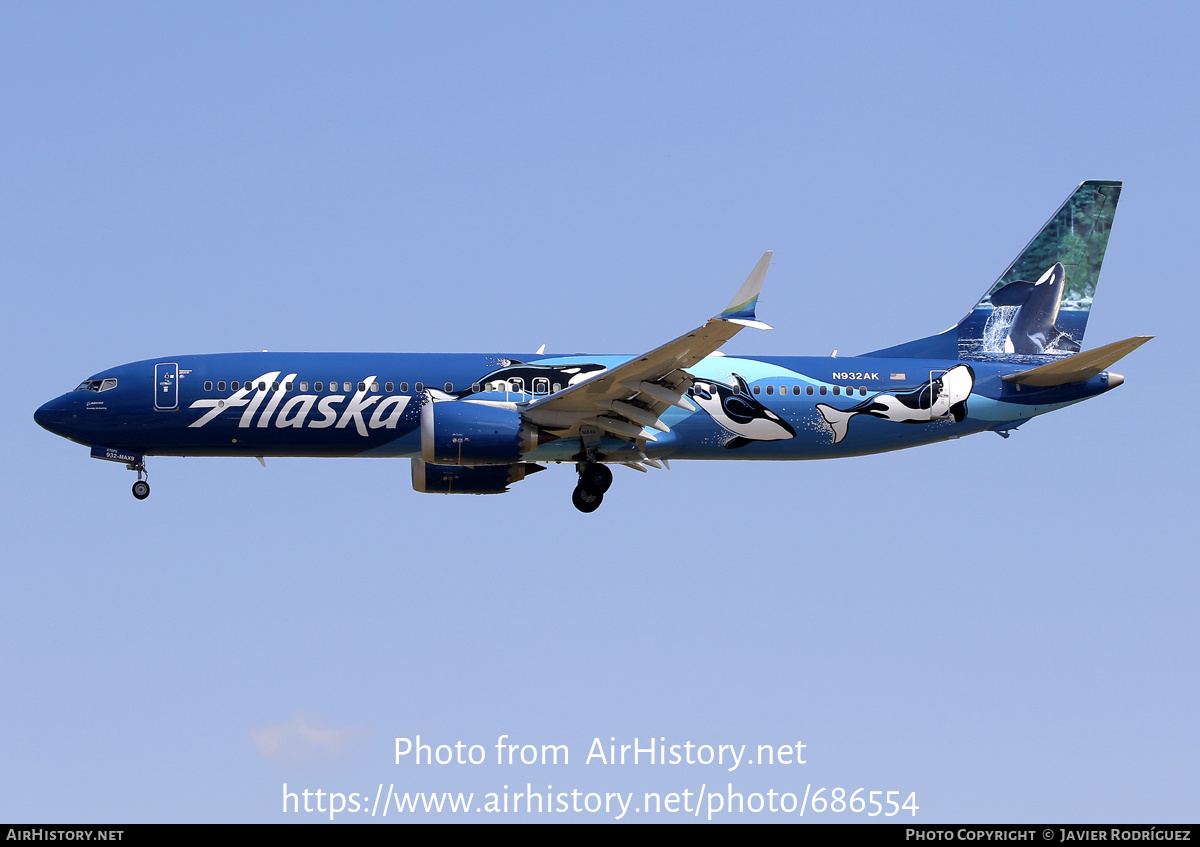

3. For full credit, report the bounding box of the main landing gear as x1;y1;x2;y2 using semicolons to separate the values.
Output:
572;461;613;513
128;459;150;500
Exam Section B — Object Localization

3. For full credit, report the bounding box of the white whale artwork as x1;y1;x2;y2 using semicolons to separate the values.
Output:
816;364;976;444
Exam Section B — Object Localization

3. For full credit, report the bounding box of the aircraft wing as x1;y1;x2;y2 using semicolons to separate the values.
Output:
521;252;773;441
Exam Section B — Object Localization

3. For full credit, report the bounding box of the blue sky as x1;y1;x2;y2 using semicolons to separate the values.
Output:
2;1;1196;822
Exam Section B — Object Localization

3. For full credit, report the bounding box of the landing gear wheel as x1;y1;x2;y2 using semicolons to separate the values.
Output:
131;480;150;500
579;462;613;494
572;484;603;513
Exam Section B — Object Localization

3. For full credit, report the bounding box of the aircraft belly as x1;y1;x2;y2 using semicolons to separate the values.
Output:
140;413;422;457
966;395;1085;422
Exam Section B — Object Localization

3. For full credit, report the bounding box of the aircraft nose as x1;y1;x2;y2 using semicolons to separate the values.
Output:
34;395;73;437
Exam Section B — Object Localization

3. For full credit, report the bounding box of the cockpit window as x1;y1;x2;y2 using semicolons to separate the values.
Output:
75;378;118;392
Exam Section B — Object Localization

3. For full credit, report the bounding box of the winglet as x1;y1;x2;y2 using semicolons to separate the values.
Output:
718;251;773;329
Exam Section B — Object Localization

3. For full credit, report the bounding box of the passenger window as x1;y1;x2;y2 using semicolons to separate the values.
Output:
299;382;308;392
218;381;226;391
286;382;293;391
344;382;351;392
819;385;827;396
510;378;524;393
314;382;322;391
806;385;813;395
792;385;800;395
371;382;379;392
752;385;761;395
358;382;365;392
471;383;480;392
766;385;774;395
444;382;453;392
415;382;424;392
204;381;213;391
385;382;394;393
833;386;840;395
232;381;240;390
400;382;409;393
553;383;561;392
272;382;280;391
259;382;266;391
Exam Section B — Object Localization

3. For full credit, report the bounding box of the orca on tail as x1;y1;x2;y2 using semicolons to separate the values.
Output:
867;180;1121;360
991;262;1081;355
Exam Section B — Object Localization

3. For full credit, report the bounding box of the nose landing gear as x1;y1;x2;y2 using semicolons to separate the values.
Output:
128;460;150;500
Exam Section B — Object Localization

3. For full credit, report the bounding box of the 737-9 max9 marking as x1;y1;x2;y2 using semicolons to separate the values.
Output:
35;181;1150;511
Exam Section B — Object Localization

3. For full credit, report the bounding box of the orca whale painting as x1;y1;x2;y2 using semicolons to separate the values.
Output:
869;182;1122;364
987;263;1082;355
816;364;975;444
453;361;609;398
689;374;797;449
962;181;1119;360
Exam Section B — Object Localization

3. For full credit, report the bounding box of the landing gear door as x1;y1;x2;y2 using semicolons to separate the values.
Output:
155;362;178;411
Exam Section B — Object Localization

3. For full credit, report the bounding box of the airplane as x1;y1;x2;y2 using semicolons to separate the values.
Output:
35;180;1150;513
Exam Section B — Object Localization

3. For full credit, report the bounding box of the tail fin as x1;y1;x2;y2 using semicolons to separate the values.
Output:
867;180;1122;360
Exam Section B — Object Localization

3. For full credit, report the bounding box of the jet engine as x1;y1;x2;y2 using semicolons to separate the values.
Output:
420;399;551;466
410;458;543;494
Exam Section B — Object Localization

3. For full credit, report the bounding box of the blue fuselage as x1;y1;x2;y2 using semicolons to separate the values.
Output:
34;351;1120;464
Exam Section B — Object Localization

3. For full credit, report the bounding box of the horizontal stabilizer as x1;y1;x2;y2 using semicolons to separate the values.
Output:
1002;336;1152;387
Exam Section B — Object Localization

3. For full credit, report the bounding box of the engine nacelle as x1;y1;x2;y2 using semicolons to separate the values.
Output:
411;458;542;494
420;399;543;466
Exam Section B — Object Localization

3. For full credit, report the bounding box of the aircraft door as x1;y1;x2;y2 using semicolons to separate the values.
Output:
155;363;178;411
928;370;949;416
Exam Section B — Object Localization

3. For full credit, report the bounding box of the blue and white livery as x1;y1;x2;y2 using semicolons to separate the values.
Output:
35;181;1150;512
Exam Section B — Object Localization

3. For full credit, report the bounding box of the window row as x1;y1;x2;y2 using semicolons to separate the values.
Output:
201;380;467;394
197;377;871;400
751;383;868;397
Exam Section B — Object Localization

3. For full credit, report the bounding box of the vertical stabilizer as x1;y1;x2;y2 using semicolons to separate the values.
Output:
867;181;1121;360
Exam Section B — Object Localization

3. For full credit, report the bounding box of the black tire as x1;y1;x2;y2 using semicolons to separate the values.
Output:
579;462;613;494
572;484;603;513
132;480;150;500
